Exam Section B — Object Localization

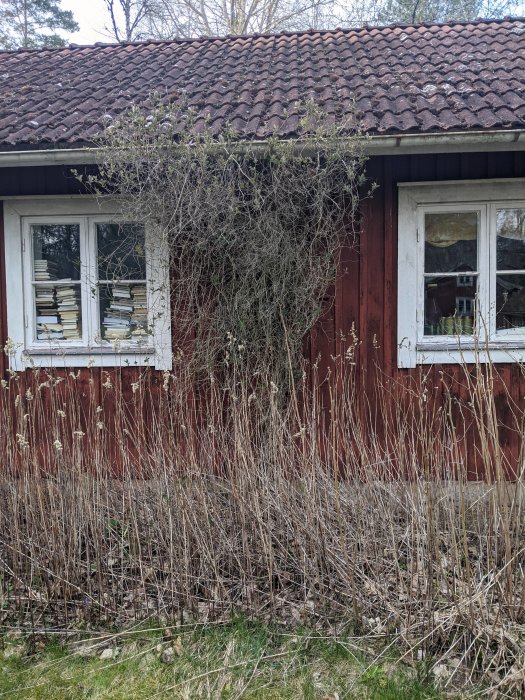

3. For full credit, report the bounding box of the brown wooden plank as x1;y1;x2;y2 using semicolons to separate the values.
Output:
360;159;384;379
382;157;396;376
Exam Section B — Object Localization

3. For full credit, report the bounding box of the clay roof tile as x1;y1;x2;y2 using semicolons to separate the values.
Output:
0;17;522;147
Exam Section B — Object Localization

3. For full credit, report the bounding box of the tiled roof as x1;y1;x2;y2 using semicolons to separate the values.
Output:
0;17;524;148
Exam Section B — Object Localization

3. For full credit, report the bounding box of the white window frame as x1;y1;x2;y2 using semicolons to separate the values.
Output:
398;179;525;368
4;197;172;370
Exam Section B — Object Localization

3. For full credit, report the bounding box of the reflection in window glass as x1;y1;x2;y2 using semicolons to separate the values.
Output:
497;209;525;271
97;223;146;280
32;224;82;341
32;224;81;280
496;274;525;331
424;212;478;274
424;275;476;336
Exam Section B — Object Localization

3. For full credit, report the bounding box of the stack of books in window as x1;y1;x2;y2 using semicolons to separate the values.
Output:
102;284;148;341
34;258;58;281
130;285;148;338
56;286;81;340
35;286;62;340
103;284;134;340
35;286;57;318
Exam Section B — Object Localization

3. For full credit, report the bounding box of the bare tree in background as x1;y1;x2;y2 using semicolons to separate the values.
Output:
104;0;151;41
141;0;356;35
102;0;516;42
377;0;513;23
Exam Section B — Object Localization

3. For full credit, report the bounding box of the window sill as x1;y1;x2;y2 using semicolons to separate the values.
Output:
413;340;525;365
25;345;155;356
19;345;158;369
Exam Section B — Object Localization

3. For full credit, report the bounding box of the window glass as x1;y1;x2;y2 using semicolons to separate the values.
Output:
32;224;82;341
497;208;525;271
496;273;525;331
32;224;81;280
424;212;478;273
423;212;479;336
97;223;146;280
96;224;148;342
424;276;476;336
99;283;148;341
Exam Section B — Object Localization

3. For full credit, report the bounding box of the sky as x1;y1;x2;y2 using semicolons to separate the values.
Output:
61;0;525;45
61;0;114;45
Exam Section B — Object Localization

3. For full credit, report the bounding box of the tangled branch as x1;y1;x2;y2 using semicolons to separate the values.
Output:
92;98;369;388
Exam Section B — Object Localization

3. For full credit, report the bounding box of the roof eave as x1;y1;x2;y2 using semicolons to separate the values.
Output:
0;129;523;167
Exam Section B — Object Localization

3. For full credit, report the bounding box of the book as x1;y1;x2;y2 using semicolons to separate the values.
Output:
35;290;55;302
131;285;148;331
113;285;132;299
37;335;64;340
110;303;134;312
131;328;148;338
105;328;130;340
36;323;63;331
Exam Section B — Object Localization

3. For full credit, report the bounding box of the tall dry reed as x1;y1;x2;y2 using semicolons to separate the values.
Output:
1;350;524;694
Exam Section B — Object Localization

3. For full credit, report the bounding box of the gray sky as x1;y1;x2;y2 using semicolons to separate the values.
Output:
61;0;525;45
61;0;113;44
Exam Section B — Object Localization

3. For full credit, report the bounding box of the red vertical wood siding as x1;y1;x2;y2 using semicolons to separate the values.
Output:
329;152;525;477
0;154;524;474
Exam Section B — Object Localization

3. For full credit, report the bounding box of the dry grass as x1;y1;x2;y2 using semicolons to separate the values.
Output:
0;349;525;696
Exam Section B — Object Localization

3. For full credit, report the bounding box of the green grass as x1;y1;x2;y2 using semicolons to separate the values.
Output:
0;618;449;699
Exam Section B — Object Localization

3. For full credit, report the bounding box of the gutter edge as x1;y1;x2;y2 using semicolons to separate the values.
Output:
0;129;523;166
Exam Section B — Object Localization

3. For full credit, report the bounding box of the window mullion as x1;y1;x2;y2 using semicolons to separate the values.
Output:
85;217;98;348
484;204;495;342
75;217;88;348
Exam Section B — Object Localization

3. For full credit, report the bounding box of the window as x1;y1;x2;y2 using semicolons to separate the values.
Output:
398;180;525;367
4;199;171;370
457;275;474;288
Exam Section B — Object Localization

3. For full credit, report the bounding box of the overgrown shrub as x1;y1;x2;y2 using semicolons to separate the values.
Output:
88;98;369;386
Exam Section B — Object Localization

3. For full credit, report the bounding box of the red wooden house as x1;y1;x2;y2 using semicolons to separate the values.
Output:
0;18;524;474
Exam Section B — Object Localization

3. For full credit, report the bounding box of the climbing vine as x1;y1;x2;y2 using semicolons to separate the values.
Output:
90;97;369;389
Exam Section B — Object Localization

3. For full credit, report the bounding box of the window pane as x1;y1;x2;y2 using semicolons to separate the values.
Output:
424;276;476;336
496;273;525;331
97;223;146;280
99;283;148;341
32;224;80;280
497;209;525;271
35;284;82;341
424;212;478;274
